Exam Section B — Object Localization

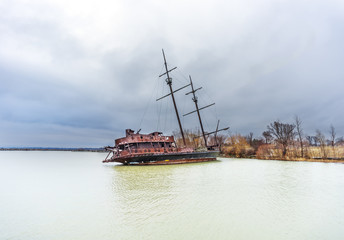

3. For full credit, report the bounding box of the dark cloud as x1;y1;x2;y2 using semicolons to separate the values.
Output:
1;0;344;147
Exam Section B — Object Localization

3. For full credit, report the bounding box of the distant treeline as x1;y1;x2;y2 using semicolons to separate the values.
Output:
174;115;344;161
0;147;106;152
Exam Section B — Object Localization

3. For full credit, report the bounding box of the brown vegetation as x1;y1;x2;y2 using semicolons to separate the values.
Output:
172;117;344;163
222;134;254;157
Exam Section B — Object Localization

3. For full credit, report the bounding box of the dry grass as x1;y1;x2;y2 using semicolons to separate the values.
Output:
222;134;254;158
305;146;344;159
256;144;344;163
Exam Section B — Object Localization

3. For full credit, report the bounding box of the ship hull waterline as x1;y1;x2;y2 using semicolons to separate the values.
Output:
103;151;219;165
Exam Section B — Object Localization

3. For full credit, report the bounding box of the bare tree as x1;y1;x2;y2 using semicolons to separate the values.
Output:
216;134;227;152
329;125;336;147
294;115;304;158
336;137;344;146
267;121;295;157
245;132;254;146
315;129;327;158
306;136;312;146
306;135;320;146
313;136;319;146
262;131;273;144
329;125;336;157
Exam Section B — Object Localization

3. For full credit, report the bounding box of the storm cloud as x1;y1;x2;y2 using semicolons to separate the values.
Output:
1;0;344;147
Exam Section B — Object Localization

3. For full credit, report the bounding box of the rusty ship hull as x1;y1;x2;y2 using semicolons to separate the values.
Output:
103;150;219;165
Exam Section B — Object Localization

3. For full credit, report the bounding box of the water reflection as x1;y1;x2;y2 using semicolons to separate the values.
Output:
110;165;176;221
107;162;221;239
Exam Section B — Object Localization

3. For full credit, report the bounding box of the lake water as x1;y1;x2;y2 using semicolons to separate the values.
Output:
1;151;344;240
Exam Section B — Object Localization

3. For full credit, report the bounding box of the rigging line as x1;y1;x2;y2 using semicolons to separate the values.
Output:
195;94;212;134
139;75;160;130
162;94;166;132
175;66;190;80
203;110;210;132
172;69;189;85
162;89;169;133
181;90;187;130
158;75;167;131
157;102;163;131
156;64;166;131
167;96;173;133
214;103;219;124
140;64;165;130
169;95;174;133
190;73;217;118
168;99;172;133
193;92;208;130
156;67;162;130
198;88;218;125
156;82;163;131
203;88;217;113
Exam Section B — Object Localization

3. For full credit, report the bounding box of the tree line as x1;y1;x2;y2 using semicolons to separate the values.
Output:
174;116;344;160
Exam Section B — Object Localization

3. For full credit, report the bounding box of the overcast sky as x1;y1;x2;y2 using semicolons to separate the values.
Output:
1;0;344;147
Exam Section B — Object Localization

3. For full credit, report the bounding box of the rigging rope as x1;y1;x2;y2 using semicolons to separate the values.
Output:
156;64;166;131
138;64;164;131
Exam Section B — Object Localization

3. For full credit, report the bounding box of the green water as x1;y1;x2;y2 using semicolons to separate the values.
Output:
1;151;343;239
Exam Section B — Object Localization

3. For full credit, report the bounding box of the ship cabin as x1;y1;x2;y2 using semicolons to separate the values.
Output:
114;129;178;156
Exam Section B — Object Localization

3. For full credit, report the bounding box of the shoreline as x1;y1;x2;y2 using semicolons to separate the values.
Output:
257;158;344;164
221;155;344;163
0;148;106;152
2;150;343;163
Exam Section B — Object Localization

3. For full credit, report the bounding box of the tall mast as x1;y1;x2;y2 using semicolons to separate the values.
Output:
214;119;220;146
159;49;186;146
188;76;207;148
184;76;215;148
